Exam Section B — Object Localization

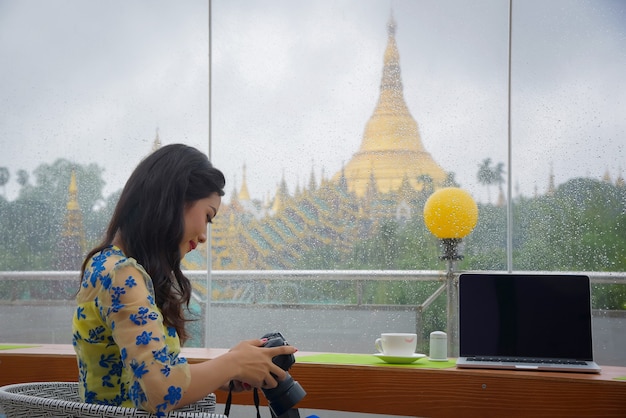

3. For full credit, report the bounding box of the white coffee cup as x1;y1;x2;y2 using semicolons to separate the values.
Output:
375;333;417;356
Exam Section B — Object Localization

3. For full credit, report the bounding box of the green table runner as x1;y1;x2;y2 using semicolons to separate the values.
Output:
297;353;456;369
0;344;39;350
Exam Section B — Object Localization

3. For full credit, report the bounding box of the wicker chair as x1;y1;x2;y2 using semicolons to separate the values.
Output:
0;381;227;418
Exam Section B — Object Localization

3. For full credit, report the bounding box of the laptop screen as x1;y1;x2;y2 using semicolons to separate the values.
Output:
459;273;594;361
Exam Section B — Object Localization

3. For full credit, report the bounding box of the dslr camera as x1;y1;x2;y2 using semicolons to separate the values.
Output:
260;332;307;417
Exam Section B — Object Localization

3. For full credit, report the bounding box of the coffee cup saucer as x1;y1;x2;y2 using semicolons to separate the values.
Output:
373;352;426;364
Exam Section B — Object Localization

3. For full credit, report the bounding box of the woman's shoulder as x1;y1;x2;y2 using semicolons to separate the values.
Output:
85;245;124;273
81;245;150;290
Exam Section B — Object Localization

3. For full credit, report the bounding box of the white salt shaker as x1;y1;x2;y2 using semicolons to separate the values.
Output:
429;331;448;361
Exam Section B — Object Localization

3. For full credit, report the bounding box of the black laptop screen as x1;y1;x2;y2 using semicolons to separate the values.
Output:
459;274;594;361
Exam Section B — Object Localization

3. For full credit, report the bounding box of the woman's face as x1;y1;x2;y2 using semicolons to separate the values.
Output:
181;192;222;256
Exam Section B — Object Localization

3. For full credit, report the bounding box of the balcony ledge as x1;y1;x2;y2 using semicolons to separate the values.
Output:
1;344;625;417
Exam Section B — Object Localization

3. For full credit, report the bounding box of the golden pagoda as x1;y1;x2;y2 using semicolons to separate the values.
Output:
209;15;451;271
332;15;447;197
57;170;87;269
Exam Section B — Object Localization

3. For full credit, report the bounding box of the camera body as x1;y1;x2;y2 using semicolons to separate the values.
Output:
260;332;306;416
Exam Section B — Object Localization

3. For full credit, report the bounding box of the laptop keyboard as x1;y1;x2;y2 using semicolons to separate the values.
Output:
467;356;588;365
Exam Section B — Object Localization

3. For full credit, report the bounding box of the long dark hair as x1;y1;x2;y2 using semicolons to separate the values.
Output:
81;144;225;343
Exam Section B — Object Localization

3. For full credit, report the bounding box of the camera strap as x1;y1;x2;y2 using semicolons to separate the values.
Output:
223;381;234;416
223;380;262;418
253;387;262;418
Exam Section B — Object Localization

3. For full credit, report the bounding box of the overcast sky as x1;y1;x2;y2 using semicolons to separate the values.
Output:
1;0;624;204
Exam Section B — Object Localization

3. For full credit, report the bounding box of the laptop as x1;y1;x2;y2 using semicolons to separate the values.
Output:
456;273;601;373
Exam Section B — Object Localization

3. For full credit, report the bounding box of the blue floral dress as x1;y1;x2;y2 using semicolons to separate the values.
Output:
72;245;191;415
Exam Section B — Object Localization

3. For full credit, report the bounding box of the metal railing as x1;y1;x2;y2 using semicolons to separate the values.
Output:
2;269;625;363
3;269;623;283
2;269;624;306
2;268;624;329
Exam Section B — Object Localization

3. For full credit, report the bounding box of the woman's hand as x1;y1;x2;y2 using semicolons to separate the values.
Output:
227;338;298;389
183;337;297;407
220;379;251;392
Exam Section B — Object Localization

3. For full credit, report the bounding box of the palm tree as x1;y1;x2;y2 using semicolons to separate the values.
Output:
443;172;459;188
494;162;506;204
416;174;434;196
477;158;495;203
16;169;29;187
0;167;9;198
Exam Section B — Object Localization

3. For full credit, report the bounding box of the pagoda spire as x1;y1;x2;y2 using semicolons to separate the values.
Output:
616;167;625;188
547;163;556;196
362;13;416;154
603;168;612;183
271;171;289;214
308;160;317;191
57;169;86;269
332;14;447;197
229;174;239;206
338;162;348;193
152;128;162;152
239;164;251;201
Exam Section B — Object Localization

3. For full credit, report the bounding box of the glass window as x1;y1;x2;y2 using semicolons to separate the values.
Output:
210;0;625;365
0;0;624;374
0;0;210;342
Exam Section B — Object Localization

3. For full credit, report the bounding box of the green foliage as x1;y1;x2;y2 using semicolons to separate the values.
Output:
477;158;505;203
0;160;112;271
335;218;441;270
514;178;626;272
0;199;57;270
463;204;507;270
295;177;626;309
19;159;105;219
593;284;626;310
0;167;9;195
16;169;29;187
298;243;344;269
84;189;121;246
0;159;624;310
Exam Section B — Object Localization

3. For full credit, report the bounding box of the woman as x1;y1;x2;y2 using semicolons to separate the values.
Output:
72;144;295;415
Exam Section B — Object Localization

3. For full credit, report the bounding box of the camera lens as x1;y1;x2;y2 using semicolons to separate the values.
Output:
262;375;306;416
260;332;307;416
